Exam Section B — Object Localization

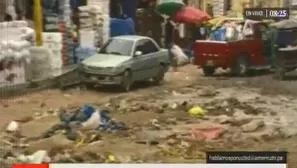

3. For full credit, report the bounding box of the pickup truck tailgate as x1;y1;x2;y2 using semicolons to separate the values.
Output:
194;40;228;57
193;40;230;67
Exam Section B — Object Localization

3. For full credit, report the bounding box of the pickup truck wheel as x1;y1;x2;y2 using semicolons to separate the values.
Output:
232;55;249;76
202;66;215;76
121;70;133;92
153;65;165;85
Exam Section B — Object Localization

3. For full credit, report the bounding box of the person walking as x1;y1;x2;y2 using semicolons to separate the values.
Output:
165;18;180;71
165;18;174;61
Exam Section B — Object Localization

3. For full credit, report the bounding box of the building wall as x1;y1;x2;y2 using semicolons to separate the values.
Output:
229;0;283;16
188;0;207;11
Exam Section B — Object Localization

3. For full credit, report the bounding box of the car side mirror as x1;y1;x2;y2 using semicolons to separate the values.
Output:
134;51;142;57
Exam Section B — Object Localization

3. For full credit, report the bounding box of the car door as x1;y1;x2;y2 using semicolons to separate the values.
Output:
131;39;147;81
132;39;160;80
141;39;160;77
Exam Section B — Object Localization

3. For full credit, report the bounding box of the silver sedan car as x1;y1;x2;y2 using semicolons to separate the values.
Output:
79;35;170;91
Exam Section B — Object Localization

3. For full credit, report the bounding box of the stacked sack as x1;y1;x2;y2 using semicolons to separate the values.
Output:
78;6;92;30
89;5;104;47
89;0;110;44
41;33;63;77
43;13;59;32
78;2;110;47
0;21;34;86
28;47;53;80
63;0;72;27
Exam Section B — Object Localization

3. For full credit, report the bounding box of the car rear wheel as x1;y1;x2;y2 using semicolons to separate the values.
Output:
202;66;215;76
152;64;166;85
232;54;249;76
121;70;133;92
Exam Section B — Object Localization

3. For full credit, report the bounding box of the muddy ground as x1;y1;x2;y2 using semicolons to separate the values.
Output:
0;66;297;166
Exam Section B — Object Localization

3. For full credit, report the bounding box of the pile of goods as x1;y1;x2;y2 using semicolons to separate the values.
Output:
29;33;63;80
78;0;110;47
28;47;53;80
61;0;76;65
43;13;59;32
42;33;64;77
75;1;110;62
0;21;34;86
63;0;72;27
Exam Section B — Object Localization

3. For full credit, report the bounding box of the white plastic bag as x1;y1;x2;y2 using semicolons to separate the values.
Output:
81;110;100;130
170;44;189;66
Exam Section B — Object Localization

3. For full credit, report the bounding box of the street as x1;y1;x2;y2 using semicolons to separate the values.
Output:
1;65;297;166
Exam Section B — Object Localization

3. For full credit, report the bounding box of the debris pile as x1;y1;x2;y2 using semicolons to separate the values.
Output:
0;86;294;163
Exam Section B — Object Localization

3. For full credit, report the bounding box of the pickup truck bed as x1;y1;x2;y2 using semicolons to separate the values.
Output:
193;40;253;69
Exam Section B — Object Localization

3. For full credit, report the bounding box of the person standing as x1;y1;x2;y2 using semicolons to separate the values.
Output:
165;18;173;53
165;18;178;71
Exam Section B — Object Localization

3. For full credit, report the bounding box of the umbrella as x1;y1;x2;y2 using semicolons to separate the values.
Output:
156;0;185;16
170;6;211;24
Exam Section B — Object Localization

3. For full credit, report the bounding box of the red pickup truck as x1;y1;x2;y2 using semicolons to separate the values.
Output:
193;20;271;76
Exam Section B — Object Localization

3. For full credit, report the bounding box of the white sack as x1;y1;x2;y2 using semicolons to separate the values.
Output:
10;40;31;50
170;44;189;66
20;27;34;37
78;6;90;12
1;41;8;49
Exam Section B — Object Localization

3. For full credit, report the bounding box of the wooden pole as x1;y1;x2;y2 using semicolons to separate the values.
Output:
33;0;42;46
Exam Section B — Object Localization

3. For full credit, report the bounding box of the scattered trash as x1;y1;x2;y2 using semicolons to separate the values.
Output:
0;84;291;163
18;150;51;163
107;155;115;162
41;105;128;142
241;120;265;132
6;121;19;132
191;126;224;140
188;106;205;116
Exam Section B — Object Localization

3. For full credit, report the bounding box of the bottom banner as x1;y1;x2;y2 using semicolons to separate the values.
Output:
49;164;285;168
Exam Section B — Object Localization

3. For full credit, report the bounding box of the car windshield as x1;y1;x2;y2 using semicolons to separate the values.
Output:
99;38;134;56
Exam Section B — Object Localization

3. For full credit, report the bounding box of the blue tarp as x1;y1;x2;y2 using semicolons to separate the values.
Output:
110;17;135;37
210;28;226;41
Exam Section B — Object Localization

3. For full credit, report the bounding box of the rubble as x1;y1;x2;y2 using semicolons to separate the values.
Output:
0;81;294;163
241;120;265;132
27;134;74;153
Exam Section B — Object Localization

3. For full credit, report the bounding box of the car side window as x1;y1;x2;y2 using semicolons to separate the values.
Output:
143;39;159;54
134;39;159;55
134;40;146;55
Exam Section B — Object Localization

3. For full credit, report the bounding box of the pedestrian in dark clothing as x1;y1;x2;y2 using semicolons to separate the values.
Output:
165;18;174;66
165;19;173;45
